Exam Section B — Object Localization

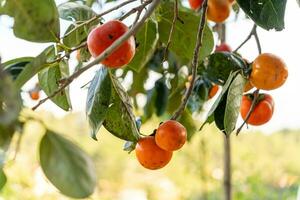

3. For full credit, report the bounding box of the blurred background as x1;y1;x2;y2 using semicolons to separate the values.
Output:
0;0;300;199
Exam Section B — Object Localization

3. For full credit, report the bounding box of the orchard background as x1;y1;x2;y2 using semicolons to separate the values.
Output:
0;0;300;199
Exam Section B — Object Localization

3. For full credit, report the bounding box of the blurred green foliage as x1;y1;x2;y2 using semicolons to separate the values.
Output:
1;112;299;199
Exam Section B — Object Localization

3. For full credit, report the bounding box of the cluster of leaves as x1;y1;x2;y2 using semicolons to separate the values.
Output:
0;0;289;198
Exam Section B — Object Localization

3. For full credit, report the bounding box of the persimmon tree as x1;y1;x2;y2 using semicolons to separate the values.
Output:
0;0;290;199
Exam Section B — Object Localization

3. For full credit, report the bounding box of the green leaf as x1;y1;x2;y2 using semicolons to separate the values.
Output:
59;2;99;47
199;52;246;85
0;71;22;126
157;2;214;64
297;0;300;7
15;46;55;89
206;71;239;117
1;0;60;42
58;2;96;21
86;68;111;140
128;19;159;72
103;73;140;142
38;60;71;111
0;169;7;190
224;74;246;135
3;57;33;80
178;110;198;141
236;0;287;31
39;131;97;199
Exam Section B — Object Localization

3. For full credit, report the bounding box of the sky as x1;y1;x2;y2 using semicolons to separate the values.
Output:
0;0;299;133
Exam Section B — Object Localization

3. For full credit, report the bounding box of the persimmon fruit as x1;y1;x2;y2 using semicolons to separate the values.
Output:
250;53;288;90
188;0;204;10
155;120;187;151
215;43;232;52
240;94;274;126
87;20;135;68
207;0;230;23
29;91;40;100
135;136;173;170
208;85;219;99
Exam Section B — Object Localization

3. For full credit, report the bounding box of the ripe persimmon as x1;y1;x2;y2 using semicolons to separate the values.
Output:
188;0;204;10
244;81;254;92
207;0;230;23
87;20;135;68
250;53;288;90
240;94;274;126
155;120;187;151
208;85;219;99
215;43;232;52
135;136;173;170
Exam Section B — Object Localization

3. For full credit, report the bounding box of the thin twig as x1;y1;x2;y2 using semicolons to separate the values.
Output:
171;0;208;120
63;0;138;39
119;0;152;21
253;27;262;54
236;89;260;135
163;0;179;62
233;24;257;53
32;0;161;111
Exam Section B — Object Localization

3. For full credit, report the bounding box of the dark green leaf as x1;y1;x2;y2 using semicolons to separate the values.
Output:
128;19;159;72
224;74;246;135
129;66;148;95
178;110;198;141
39;131;96;198
199;114;214;131
3;57;33;80
38;60;71;111
214;92;227;132
199;52;246;85
188;78;209;113
157;2;214;64
1;0;60;42
0;169;7;190
86;68;111;140
103;73;140;142
58;2;96;21
154;79;169;116
236;0;287;31
15;46;55;89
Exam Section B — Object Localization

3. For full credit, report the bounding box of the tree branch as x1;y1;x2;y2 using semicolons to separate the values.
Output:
163;0;179;61
171;0;208;120
234;24;257;53
32;0;161;110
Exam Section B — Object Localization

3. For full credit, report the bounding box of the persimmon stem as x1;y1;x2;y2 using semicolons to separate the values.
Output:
162;0;179;62
171;0;208;120
236;89;260;135
32;0;161;111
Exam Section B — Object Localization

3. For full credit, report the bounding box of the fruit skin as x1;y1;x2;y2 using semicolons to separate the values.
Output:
244;81;254;92
188;0;204;10
215;43;232;52
29;91;40;100
207;0;230;23
155;120;187;151
240;94;274;126
87;20;135;68
208;85;219;99
250;53;288;90
135;136;173;170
